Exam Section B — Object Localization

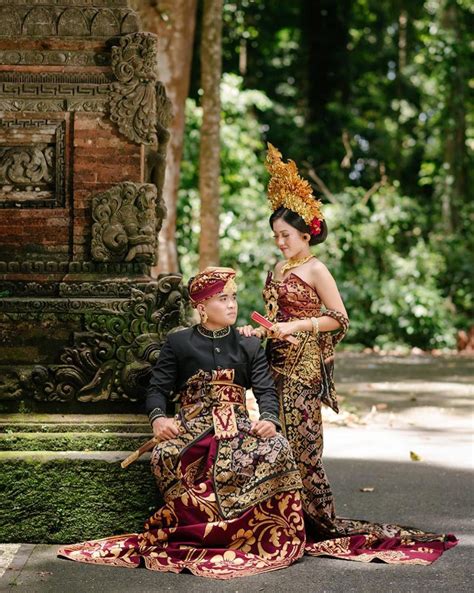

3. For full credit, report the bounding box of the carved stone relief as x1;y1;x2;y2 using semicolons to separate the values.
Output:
27;275;190;403
0;49;110;67
0;3;139;38
109;32;173;146
91;182;165;264
0;116;67;208
0;146;54;185
0;260;149;275
0;2;184;412
0;71;111;113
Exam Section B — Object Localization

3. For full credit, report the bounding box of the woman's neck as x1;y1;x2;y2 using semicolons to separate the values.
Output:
285;248;312;261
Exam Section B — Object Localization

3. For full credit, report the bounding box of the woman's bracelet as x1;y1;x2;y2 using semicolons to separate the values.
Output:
310;317;320;336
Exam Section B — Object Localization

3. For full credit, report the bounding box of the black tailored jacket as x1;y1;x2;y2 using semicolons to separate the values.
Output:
145;325;280;425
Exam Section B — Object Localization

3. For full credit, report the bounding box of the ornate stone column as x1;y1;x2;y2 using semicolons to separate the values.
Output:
0;1;189;410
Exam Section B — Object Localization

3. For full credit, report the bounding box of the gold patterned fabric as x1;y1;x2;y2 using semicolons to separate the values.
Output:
264;271;348;412
262;271;458;562
262;272;348;533
154;368;303;520
58;432;306;579
58;367;306;579
188;266;237;306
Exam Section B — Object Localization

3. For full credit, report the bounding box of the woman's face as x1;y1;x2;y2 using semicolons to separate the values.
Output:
198;292;238;329
272;218;308;259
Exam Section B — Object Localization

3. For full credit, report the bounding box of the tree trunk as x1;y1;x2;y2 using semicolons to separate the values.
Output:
131;0;198;274
440;1;467;233
198;0;223;270
395;6;408;181
301;0;351;163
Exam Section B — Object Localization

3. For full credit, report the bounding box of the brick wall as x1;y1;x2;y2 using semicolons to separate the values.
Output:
72;113;144;261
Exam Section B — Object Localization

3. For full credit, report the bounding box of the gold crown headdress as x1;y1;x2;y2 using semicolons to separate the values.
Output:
265;143;324;235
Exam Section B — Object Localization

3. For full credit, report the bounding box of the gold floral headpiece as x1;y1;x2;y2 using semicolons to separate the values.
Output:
265;143;324;235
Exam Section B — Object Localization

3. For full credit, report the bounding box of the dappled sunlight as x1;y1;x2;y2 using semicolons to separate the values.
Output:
324;425;473;471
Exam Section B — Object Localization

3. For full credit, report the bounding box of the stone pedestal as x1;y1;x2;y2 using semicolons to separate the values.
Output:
0;1;190;541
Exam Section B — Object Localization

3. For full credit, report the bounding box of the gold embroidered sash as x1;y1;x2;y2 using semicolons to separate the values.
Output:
179;369;246;440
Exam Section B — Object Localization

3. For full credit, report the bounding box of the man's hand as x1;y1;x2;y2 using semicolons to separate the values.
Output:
250;420;276;439
152;417;180;441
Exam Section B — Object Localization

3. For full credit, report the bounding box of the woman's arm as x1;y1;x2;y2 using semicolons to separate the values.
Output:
308;261;348;331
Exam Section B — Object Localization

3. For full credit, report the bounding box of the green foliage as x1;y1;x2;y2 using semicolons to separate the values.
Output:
177;0;472;348
323;187;457;348
177;76;463;347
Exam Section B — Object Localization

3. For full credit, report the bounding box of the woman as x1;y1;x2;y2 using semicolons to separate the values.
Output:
59;267;305;580
239;143;456;564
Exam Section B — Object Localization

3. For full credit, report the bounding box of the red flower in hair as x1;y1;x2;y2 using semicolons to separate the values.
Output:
309;217;322;235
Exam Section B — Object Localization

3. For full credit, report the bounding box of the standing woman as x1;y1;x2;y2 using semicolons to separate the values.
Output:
261;143;349;538
240;144;456;564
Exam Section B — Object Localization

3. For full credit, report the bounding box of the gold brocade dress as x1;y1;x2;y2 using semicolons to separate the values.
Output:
263;271;349;537
262;271;457;564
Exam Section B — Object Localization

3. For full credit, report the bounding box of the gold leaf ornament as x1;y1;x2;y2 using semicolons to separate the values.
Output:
265;143;324;226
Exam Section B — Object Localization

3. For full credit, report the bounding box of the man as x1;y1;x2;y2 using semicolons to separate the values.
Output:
59;267;305;579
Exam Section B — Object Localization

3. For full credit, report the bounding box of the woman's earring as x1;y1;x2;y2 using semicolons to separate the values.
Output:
200;311;208;324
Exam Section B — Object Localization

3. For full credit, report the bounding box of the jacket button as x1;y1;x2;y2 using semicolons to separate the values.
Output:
215;347;221;353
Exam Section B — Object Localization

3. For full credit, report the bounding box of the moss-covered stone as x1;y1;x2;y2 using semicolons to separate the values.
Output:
0;432;149;451
0;414;150;433
0;453;161;544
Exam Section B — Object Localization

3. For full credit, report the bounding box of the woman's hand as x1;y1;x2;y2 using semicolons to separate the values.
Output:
270;320;303;339
250;420;277;439
152;417;181;441
237;325;266;339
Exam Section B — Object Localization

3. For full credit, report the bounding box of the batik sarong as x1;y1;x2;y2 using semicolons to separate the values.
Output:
58;369;306;579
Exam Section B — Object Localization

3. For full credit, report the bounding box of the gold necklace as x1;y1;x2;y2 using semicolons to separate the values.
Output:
280;255;313;277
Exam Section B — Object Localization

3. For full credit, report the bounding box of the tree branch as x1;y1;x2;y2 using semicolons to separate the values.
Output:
304;163;338;204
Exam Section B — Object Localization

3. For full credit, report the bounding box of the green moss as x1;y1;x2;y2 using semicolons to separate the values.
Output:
0;432;149;451
0;457;161;544
0;414;150;433
0;423;149;433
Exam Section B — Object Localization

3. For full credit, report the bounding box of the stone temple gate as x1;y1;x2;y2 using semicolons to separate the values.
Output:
0;1;190;543
0;0;189;412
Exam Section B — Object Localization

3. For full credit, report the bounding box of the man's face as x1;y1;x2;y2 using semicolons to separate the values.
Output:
200;291;238;328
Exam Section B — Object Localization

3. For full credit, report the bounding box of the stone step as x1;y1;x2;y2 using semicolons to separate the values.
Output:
0;413;150;433
0;449;159;544
0;450;151;462
0;431;152;452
